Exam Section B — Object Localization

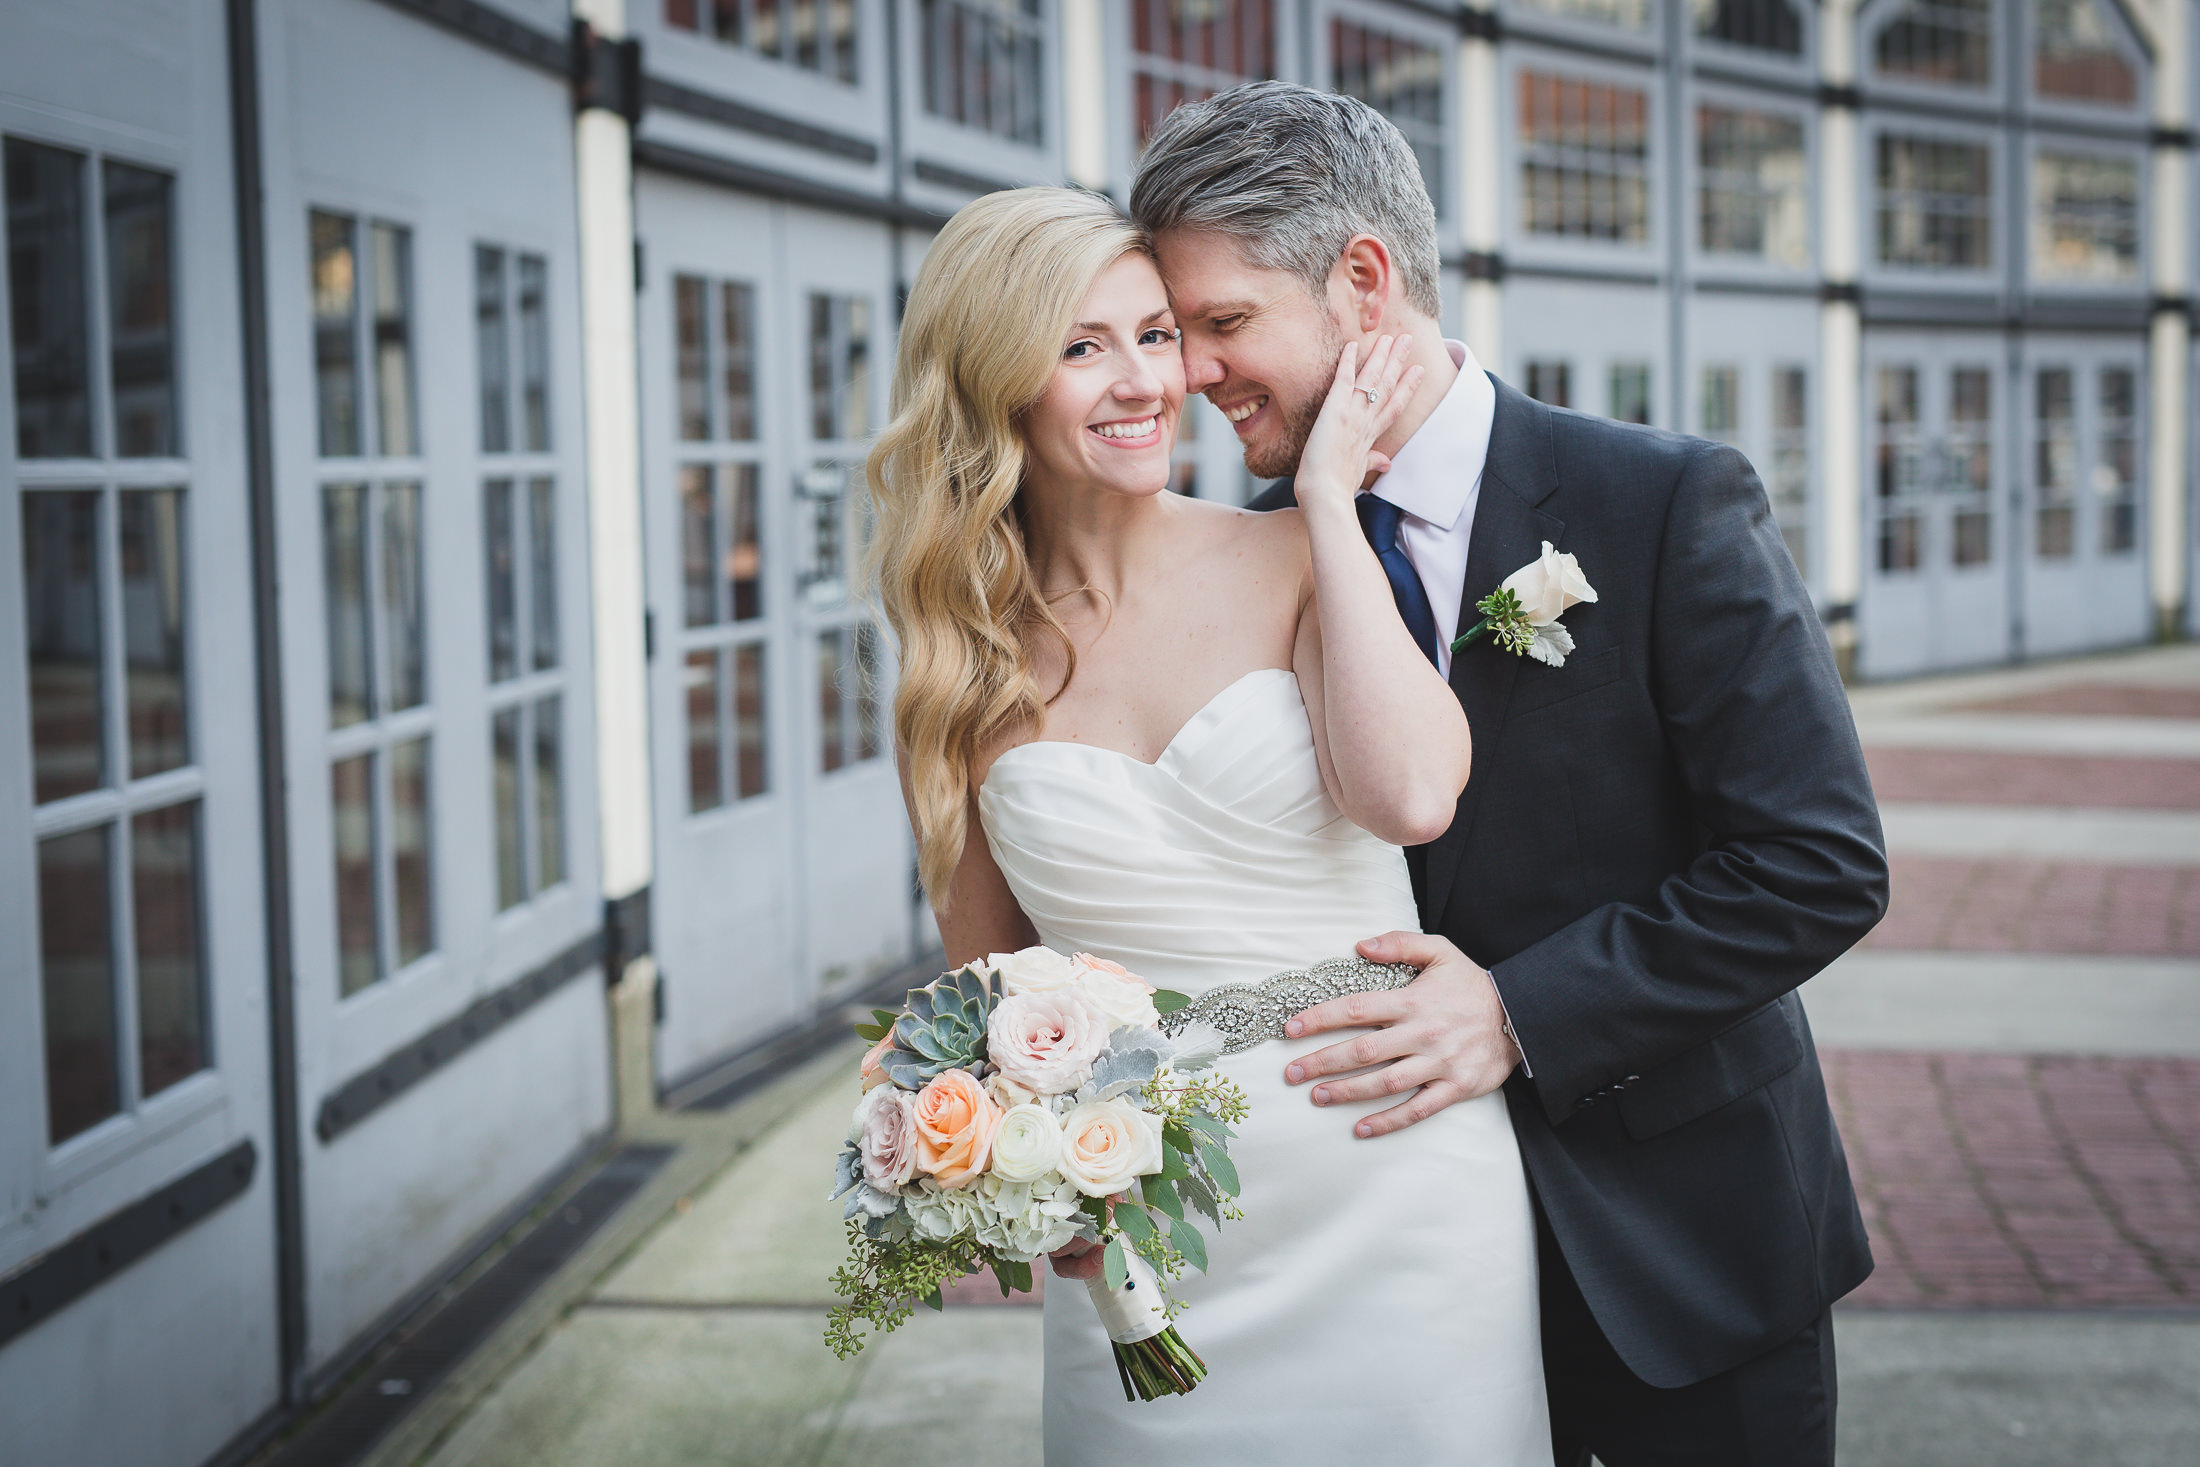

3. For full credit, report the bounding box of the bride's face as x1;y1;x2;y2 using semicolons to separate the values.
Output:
1020;252;1184;501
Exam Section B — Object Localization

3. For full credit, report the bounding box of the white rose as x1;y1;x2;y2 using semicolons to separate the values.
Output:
973;1171;1086;1261
1057;1097;1166;1197
1070;953;1161;1031
989;945;1079;997
988;988;1109;1096
1499;540;1598;626
988;1103;1065;1183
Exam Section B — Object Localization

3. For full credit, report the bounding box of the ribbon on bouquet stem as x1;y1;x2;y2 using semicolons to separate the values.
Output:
1083;1248;1170;1344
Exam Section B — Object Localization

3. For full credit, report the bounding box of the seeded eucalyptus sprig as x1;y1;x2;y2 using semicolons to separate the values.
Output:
1451;586;1537;656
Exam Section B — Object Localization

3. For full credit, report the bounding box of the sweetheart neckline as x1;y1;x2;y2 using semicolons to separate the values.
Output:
980;666;1298;791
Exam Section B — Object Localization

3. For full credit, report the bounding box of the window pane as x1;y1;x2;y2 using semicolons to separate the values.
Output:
133;799;206;1098
922;0;1044;144
383;481;426;712
530;477;559;671
818;629;846;773
103;162;178;458
332;753;378;994
120;488;189;779
519;253;550;451
2035;367;2077;558
1518;71;1651;245
1701;367;1741;444
1693;0;1802;53
1875;366;1923;574
1524;360;1571;408
1770;366;1810;572
493;707;523;910
1130;0;1277;144
1330;20;1445;216
1876;135;1992;269
2098;366;2138;554
535;694;564;888
675;274;709;440
484;478;518;682
2035;0;2135;105
843;297;872;439
476;245;509;454
1607;362;1651;424
371;222;416;457
733;641;767;798
686;649;725;812
681;463;718;627
856;622;882;762
1950;366;1993;568
721;281;756;440
391;736;433;968
310;210;360;458
1875;0;1993;87
22;490;106;802
8;138;93;459
728;462;762;621
325;483;372;727
40;824;117;1144
1698;107;1808;267
2032;152;2138;283
810;294;874;441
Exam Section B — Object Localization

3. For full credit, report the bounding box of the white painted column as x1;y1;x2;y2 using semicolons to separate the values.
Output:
1061;0;1110;194
2142;0;2190;638
1458;22;1503;370
573;0;658;1121
1818;0;1863;674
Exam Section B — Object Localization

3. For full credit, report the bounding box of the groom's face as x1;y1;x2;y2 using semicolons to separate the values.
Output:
1153;229;1347;481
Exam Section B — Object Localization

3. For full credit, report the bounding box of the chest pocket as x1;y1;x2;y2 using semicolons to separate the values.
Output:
1505;645;1624;719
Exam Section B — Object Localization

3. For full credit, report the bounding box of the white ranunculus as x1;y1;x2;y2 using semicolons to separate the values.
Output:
973;1171;1086;1261
1070;954;1161;1031
903;1178;986;1243
1057;1097;1166;1197
989;945;1079;997
989;1103;1065;1183
988;988;1109;1096
1500;541;1598;626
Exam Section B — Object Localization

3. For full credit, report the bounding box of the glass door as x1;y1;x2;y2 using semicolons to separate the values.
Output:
2021;347;2147;657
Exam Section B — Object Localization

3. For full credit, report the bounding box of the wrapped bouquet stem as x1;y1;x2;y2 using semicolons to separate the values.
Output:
824;946;1245;1402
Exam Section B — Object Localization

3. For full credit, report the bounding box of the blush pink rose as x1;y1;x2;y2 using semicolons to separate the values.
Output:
859;1085;918;1190
987;988;1109;1097
859;1032;897;1092
912;1068;1002;1189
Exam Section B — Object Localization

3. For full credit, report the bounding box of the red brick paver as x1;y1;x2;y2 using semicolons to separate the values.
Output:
1867;855;2200;956
1826;1050;2200;1309
1958;685;2200;720
1864;747;2200;810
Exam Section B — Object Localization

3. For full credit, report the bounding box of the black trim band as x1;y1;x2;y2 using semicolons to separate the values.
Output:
1821;601;1856;626
1462;249;1506;282
2152;294;2193;319
574;22;643;124
603;885;652;978
643;75;877;161
1;1141;257;1350
366;0;567;75
911;157;1015;197
1818;82;1862;111
634;138;953;228
2150;125;2194;150
1821;280;1862;305
316;932;602;1142
1460;7;1501;42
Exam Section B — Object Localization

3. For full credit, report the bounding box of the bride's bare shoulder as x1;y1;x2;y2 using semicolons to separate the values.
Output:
1178;495;1310;561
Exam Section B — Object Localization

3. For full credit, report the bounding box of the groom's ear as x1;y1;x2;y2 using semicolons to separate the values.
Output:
1335;234;1396;333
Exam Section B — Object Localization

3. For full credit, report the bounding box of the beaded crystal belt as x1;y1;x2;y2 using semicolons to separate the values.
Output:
1156;955;1422;1056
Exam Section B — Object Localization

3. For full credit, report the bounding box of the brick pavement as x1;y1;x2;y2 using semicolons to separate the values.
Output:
1865;747;2200;809
1868;855;2200;956
1958;685;2200;719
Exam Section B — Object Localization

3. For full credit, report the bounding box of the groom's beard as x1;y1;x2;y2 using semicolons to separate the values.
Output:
1233;318;1346;482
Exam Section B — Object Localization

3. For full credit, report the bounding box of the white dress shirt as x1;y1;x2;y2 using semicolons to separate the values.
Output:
1359;340;1495;680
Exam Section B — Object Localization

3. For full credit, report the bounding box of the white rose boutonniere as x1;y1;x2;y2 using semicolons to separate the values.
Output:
1452;541;1598;668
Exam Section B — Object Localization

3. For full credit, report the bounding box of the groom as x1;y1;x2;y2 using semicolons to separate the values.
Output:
1132;83;1887;1463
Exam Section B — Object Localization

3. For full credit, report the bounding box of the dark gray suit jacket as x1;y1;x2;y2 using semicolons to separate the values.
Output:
1249;377;1885;1388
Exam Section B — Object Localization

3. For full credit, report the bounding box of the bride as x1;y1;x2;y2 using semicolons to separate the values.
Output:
868;186;1549;1463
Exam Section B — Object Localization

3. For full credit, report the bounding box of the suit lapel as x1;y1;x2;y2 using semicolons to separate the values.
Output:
1425;379;1564;932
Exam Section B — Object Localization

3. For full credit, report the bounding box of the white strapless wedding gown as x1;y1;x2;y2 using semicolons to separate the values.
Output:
979;667;1550;1464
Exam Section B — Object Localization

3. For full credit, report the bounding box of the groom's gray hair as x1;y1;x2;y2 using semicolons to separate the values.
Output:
1130;81;1442;318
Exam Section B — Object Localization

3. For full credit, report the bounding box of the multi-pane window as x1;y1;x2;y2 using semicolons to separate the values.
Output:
2032;152;2138;283
1524;359;1572;408
1701;366;1741;445
2033;0;2135;106
1875;366;1991;572
1946;367;1993;566
1518;71;1650;245
1331;20;1445;216
313;209;432;994
1698;107;1808;267
1874;366;1924;573
10;137;206;1146
920;0;1044;145
817;623;883;773
2096;368;2137;555
675;273;770;812
1876;135;1991;269
1513;0;1651;29
478;244;564;909
1130;0;1276;147
2034;366;2079;558
1607;362;1650;424
663;0;859;84
1769;366;1809;573
1874;0;1993;88
806;291;883;775
1693;0;1801;55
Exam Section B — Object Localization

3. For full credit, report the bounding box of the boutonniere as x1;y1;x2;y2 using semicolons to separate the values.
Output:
1452;541;1598;668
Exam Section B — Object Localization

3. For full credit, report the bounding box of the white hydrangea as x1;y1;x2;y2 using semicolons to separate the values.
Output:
902;1178;988;1244
972;1171;1087;1262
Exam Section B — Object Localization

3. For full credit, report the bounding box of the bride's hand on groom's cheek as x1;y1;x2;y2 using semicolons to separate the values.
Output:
1279;932;1522;1138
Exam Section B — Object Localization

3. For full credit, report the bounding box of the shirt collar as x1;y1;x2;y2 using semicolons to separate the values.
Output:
1367;339;1493;533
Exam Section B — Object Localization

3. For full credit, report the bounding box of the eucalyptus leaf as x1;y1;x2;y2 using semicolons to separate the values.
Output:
1177;1172;1222;1226
1159;1146;1191;1181
1163;1122;1197;1154
1009;1259;1033;1294
1183;1114;1233;1141
1169;1215;1209;1273
990;1260;1015;1298
1142;1174;1184;1221
1152;988;1192;1015
1115;1202;1159;1248
1199;1144;1240;1196
922;1287;944;1312
1103;1236;1128;1290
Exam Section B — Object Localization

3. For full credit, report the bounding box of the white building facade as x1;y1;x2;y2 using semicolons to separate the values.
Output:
1;3;2195;1465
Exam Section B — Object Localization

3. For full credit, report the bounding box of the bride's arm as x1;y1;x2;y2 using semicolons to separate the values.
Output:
1289;337;1472;846
897;757;1039;965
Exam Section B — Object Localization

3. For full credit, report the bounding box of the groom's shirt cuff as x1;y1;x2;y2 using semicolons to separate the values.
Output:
1488;970;1531;1079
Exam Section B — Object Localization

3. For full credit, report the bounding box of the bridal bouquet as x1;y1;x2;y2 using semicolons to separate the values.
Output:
826;946;1247;1400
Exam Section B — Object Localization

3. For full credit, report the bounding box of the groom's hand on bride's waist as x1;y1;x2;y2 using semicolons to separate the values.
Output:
1280;932;1523;1138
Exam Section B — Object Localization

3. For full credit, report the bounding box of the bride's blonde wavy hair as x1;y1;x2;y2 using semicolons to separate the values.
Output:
866;187;1145;907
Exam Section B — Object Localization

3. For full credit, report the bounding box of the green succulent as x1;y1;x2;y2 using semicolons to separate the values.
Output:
883;964;995;1088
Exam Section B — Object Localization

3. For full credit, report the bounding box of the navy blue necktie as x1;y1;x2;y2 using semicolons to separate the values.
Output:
1356;494;1441;668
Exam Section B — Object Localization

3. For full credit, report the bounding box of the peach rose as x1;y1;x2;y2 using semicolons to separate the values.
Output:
859;1032;897;1092
912;1068;1003;1189
1057;1097;1165;1196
